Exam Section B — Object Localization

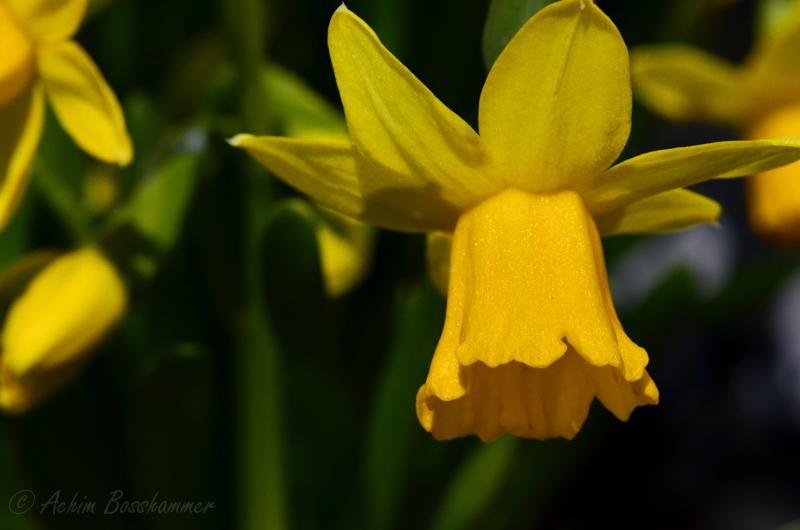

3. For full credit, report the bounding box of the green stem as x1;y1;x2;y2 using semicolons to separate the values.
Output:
33;167;92;246
224;0;286;529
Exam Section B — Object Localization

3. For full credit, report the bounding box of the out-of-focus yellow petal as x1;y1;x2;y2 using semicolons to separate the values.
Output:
0;85;45;232
231;134;463;232
478;0;630;192
37;41;132;165
421;190;650;415
736;8;800;119
0;2;35;109
0;248;126;414
595;189;722;236
417;349;658;442
328;6;500;217
583;139;800;214
630;45;744;126
5;0;87;42
745;104;800;247
426;231;452;296
316;206;376;297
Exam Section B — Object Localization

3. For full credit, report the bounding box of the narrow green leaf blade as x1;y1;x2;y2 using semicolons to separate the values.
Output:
430;436;517;530
364;282;446;530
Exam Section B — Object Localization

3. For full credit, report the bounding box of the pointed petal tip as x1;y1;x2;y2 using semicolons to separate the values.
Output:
335;3;348;13
227;134;254;147
113;147;133;167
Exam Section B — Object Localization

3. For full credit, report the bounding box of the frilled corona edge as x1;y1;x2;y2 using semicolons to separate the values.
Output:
416;190;659;441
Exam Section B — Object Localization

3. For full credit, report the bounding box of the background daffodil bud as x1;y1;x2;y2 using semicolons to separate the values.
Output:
0;248;127;414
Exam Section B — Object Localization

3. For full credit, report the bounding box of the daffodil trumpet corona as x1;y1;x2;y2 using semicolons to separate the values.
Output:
0;0;132;231
0;248;127;414
631;8;800;247
234;0;800;440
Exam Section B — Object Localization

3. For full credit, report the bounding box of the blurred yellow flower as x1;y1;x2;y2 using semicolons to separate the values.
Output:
0;248;127;414
0;0;132;231
631;9;800;247
233;1;800;441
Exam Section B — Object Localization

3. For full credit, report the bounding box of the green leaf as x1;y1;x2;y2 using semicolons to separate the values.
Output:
126;154;200;250
127;343;217;530
260;198;359;528
363;281;446;530
429;436;517;530
482;0;556;72
99;153;201;279
264;64;349;140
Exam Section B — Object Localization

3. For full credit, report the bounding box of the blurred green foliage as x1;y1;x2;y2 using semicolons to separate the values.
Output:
0;0;799;529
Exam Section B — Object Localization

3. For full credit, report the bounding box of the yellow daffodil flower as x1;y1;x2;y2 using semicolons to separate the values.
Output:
631;8;800;247
232;0;800;441
0;0;132;231
0;248;127;414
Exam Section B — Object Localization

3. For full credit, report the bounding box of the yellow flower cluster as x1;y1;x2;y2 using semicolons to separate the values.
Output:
0;0;130;413
631;7;800;247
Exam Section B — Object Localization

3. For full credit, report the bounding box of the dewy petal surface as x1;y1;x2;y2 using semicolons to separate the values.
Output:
0;1;35;109
595;189;722;236
630;45;744;126
745;104;800;248
584;139;800;214
328;6;501;219
422;189;650;406
38;41;132;165
479;0;631;192
5;0;87;42
0;86;45;231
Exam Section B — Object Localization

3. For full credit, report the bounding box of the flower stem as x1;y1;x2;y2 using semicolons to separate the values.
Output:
224;0;287;529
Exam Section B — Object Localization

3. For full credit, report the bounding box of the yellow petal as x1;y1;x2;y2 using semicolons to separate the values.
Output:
0;85;45;232
417;349;658;442
327;6;500;218
231;134;461;232
5;0;87;42
0;1;35;109
478;0;631;191
594;189;722;236
584;139;800;214
316;206;376;297
0;248;126;414
426;231;452;296
745;104;800;248
630;44;744;126
422;189;650;419
37;41;132;165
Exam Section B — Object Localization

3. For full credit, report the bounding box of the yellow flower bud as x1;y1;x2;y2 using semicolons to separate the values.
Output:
0;248;127;414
